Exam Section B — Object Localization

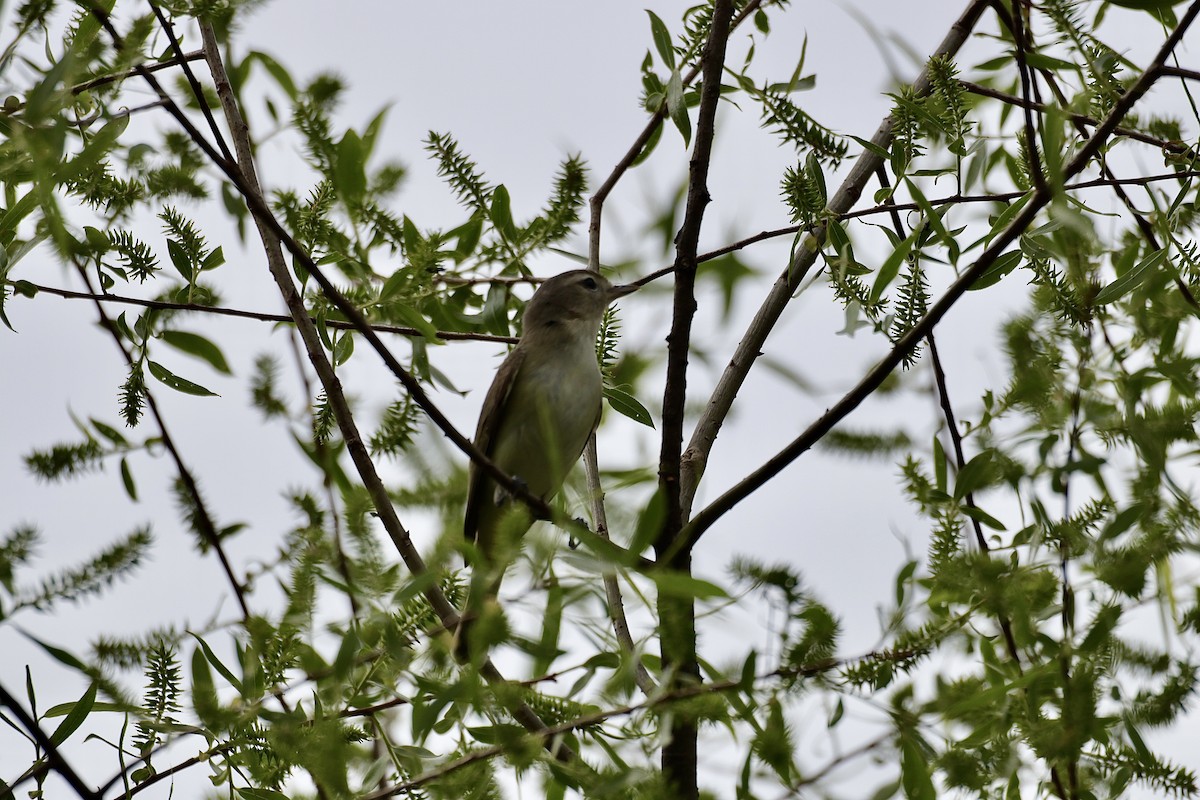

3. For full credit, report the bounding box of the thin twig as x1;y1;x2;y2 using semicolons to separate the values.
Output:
1008;0;1047;192
69;261;252;621
147;1;236;165
582;442;659;695
959;79;1195;155
586;0;764;270
0;51;205;115
629;170;1200;288
6;280;517;343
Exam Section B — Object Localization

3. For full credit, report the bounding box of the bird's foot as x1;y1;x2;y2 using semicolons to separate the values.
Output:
568;516;589;550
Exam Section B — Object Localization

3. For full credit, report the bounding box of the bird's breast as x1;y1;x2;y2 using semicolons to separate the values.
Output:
491;342;602;498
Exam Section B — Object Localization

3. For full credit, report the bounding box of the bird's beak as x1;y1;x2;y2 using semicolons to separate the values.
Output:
607;283;639;300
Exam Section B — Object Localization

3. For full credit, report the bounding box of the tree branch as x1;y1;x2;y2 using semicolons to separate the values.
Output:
5;280;517;344
66;261;252;621
680;0;1200;547
676;0;994;519
586;0;764;269
191;19;576;762
0;682;101;800
582;440;659;696
655;1;735;796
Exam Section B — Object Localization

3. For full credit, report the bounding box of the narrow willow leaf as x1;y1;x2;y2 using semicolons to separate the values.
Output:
969;250;1023;291
603;386;654;428
490;184;517;242
119;457;138;501
649;570;729;600
667;69;691;146
1093;248;1166;305
161;331;232;374
872;228;919;302
49;682;96;746
647;10;675;69
335;130;367;203
147;361;219;397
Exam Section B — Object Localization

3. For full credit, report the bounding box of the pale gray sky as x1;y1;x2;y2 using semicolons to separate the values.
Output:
2;1;1197;797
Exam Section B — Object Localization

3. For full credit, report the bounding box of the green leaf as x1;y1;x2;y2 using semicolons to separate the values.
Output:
954;450;999;499
119;457;138;501
1022;52;1080;72
190;645;221;728
647;11;675;69
532;584;564;678
985;193;1032;246
49;682;96;747
667;69;691;146
202;246;226;272
872;228;919;302
629;487;667;557
161;330;232;374
900;736;936;800
19;630;88;672
246;51;298;99
43;699;126;717
450;215;484;262
649;570;729;600
904;178;957;262
740;650;758;691
147;361;219;397
603;386;654;428
962;505;1006;531
89;418;126;446
490;185;517;242
1093;248;1166;305
631;120;663;167
849;135;891;160
932;436;948;492
969;250;1023;291
189;633;242;691
0;193;42;241
335;130;367;204
333;332;355;366
238;789;293;800
166;239;193;281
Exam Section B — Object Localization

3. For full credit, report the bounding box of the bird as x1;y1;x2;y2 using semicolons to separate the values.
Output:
459;269;636;651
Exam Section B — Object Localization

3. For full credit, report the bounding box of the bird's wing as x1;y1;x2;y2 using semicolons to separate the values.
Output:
463;345;527;550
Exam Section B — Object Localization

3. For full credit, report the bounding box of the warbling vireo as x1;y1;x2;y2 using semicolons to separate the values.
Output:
463;269;637;592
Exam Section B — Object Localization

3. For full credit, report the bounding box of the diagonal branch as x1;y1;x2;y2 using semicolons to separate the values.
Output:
191;20;575;761
0;682;101;800
677;0;994;519
680;0;1200;547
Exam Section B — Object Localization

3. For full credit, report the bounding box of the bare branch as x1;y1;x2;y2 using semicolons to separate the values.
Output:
677;0;995;519
680;0;1200;547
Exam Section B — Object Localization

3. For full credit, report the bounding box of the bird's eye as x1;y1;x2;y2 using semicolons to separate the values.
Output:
581;277;598;291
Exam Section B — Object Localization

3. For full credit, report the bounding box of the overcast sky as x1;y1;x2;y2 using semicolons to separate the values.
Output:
3;1;1198;796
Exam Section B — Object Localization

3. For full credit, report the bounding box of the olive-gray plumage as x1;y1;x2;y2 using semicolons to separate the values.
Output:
464;270;636;573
